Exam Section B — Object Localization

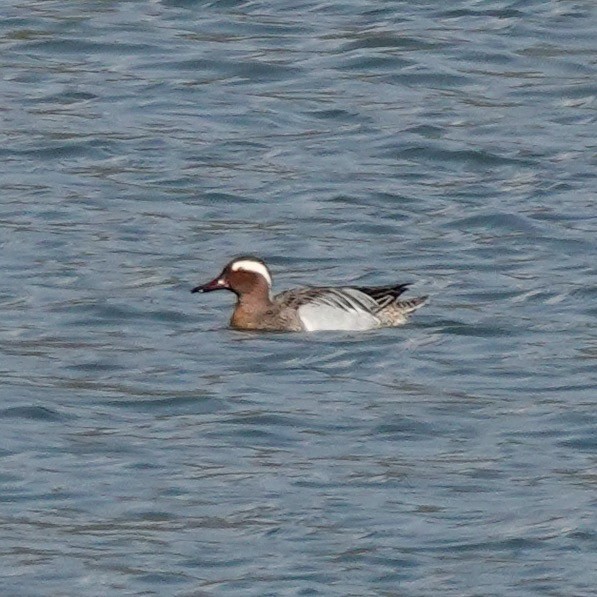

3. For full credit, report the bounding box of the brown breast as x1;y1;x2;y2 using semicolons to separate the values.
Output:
230;303;303;332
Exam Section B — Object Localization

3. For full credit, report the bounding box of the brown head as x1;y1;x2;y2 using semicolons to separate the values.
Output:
191;256;273;303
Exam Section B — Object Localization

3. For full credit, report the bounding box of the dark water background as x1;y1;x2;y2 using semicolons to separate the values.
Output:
1;0;596;594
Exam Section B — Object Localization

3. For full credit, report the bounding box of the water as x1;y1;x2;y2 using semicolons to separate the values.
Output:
1;0;596;594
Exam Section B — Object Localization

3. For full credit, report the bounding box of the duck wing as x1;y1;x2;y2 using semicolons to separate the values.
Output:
275;287;382;331
352;283;412;311
275;287;379;312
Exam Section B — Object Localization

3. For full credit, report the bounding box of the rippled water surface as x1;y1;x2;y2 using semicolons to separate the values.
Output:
1;0;596;594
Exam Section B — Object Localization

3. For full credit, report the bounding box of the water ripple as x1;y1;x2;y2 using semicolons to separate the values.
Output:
0;0;595;594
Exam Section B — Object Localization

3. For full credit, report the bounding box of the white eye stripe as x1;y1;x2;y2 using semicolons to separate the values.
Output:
230;260;272;287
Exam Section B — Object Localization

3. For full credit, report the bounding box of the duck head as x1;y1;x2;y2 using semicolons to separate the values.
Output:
191;256;273;298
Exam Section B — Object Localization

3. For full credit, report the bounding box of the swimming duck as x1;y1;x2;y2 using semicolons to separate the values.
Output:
191;256;427;332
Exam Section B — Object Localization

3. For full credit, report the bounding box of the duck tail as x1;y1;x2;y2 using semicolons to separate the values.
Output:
395;296;429;314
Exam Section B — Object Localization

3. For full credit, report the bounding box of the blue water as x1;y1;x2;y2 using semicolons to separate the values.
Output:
1;0;596;594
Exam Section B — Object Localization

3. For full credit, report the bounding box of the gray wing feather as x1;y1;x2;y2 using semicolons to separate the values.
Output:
276;287;379;314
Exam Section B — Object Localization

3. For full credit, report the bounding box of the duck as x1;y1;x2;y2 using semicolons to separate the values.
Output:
191;256;428;332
